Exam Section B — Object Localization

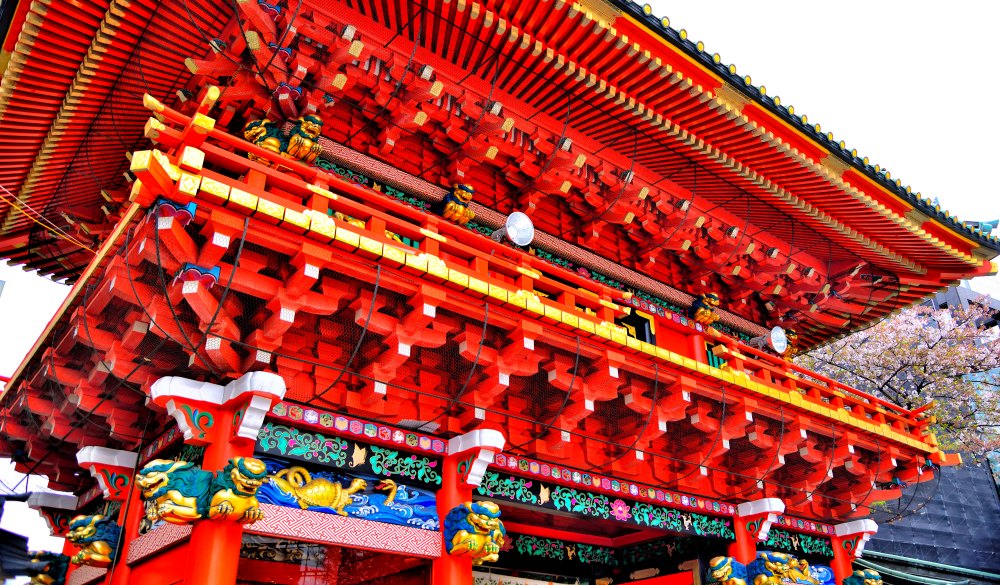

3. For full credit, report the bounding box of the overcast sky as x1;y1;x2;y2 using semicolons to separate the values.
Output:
2;0;1000;559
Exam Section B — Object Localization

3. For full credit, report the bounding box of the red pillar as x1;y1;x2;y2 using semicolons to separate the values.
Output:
432;454;475;585
726;498;785;564
186;431;256;585
431;429;505;585
831;520;877;585
109;485;144;585
147;371;286;585
76;446;140;585
691;333;708;362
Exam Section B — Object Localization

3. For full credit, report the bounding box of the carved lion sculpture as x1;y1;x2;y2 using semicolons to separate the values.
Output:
843;569;882;585
443;501;506;565
66;515;120;568
688;292;722;326
135;459;213;524
136;457;269;525
27;551;70;585
747;551;796;585
207;457;268;523
243;115;324;166
709;556;748;585
436;184;476;226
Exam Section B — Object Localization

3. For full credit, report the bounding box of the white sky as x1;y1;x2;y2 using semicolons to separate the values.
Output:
1;0;1000;563
0;261;70;561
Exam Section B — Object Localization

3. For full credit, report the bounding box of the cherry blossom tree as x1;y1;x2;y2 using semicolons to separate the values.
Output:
797;303;1000;457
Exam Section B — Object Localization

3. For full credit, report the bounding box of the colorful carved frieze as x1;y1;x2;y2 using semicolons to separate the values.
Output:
256;422;442;488
443;501;506;565
135;457;268;525
269;468;367;515
65;515;120;568
763;528;834;557
255;456;439;530
478;470;734;539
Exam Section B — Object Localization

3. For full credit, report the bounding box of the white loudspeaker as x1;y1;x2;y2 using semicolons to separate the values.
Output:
490;211;535;246
748;325;788;354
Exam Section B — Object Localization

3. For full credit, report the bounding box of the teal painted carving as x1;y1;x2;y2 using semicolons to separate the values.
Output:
630;502;734;538
477;471;538;504
476;472;731;538
505;534;618;567
577;543;618;566
764;528;834;557
551;485;612;518
256;424;442;488
515;535;565;559
179;404;214;439
257;422;349;466
368;445;441;485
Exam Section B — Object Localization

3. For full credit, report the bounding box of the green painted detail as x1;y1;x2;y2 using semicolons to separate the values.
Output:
509;534;618;566
477;472;538;504
515;535;565;559
177;444;206;465
631;501;735;539
98;469;130;497
368;445;441;485
706;342;727;368
551;485;613;518
577;543;618;565
257;422;349;466
180;405;214;439
764;528;834;557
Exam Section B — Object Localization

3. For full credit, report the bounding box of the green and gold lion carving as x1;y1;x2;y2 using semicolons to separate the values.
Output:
843;569;882;585
135;457;267;525
443;501;506;565
66;515;120;568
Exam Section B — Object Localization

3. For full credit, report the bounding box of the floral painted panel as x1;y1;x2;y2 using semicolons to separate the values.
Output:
477;471;733;539
257;423;441;489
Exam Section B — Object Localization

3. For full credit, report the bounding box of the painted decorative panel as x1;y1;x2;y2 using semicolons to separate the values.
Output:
267;405;447;456
257;422;442;489
256;456;439;530
478;471;734;539
493;453;736;516
763;528;834;557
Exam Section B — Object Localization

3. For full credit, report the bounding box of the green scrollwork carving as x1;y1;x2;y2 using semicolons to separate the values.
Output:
368;445;441;484
551;485;612;519
477;471;538;504
257;423;348;466
515;535;565;559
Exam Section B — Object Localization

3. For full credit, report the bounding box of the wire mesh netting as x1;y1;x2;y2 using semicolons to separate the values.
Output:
0;0;943;529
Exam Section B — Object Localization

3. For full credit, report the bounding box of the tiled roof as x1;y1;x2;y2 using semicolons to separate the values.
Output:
609;0;1000;251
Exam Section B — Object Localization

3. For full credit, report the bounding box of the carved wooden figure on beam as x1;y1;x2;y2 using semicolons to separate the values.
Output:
689;292;722;326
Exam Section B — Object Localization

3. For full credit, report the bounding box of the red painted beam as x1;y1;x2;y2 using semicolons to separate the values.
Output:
502;521;614;547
